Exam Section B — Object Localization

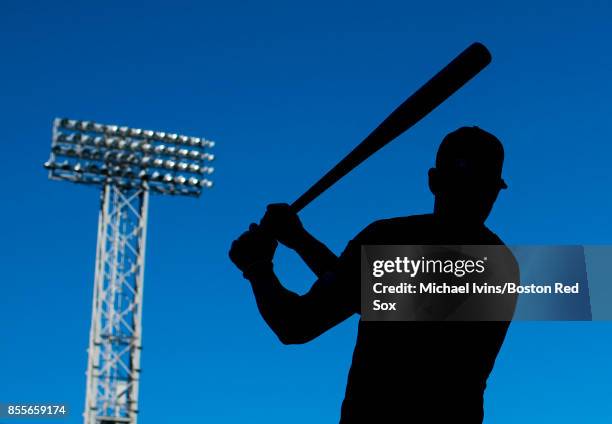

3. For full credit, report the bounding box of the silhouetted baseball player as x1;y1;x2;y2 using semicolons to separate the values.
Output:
230;126;518;423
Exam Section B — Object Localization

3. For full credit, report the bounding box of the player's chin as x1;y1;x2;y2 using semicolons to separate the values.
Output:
465;209;493;226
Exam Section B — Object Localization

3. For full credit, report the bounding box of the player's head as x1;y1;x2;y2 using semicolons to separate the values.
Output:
428;126;507;225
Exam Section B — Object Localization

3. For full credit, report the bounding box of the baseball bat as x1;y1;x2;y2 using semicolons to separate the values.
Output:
290;42;492;212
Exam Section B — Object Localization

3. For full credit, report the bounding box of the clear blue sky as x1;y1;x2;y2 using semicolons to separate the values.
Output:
1;0;611;422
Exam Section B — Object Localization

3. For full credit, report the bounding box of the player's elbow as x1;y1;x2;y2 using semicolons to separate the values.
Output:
277;334;301;345
274;322;317;345
278;336;312;345
265;295;326;345
276;330;313;345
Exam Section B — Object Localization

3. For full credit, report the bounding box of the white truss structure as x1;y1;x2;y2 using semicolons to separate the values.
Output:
84;185;149;424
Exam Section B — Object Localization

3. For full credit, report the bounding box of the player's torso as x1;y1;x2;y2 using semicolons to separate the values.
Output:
339;214;511;422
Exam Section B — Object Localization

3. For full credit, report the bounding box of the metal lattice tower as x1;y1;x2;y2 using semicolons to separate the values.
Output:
44;118;215;424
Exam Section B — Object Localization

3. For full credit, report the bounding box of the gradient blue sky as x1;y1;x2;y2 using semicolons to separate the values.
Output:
1;1;611;423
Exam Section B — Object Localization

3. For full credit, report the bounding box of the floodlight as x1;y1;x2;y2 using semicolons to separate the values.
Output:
46;117;215;197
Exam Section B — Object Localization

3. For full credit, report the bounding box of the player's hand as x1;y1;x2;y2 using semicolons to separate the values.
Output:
229;223;278;273
260;203;307;250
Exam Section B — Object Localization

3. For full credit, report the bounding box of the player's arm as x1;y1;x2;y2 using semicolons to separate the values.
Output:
260;203;338;277
246;263;355;344
229;224;356;344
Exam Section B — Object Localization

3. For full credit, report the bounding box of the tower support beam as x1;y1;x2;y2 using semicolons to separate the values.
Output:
84;185;149;424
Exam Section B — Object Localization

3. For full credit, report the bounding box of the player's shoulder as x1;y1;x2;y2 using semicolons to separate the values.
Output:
355;214;434;242
338;215;431;262
365;213;433;230
481;227;519;275
355;214;509;246
483;225;505;245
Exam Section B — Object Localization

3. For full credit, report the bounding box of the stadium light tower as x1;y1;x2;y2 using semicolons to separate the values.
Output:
44;118;215;424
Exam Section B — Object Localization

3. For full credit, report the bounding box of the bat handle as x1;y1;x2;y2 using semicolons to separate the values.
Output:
288;202;302;214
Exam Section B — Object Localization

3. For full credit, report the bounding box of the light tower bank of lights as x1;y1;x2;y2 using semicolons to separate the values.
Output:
44;118;216;424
